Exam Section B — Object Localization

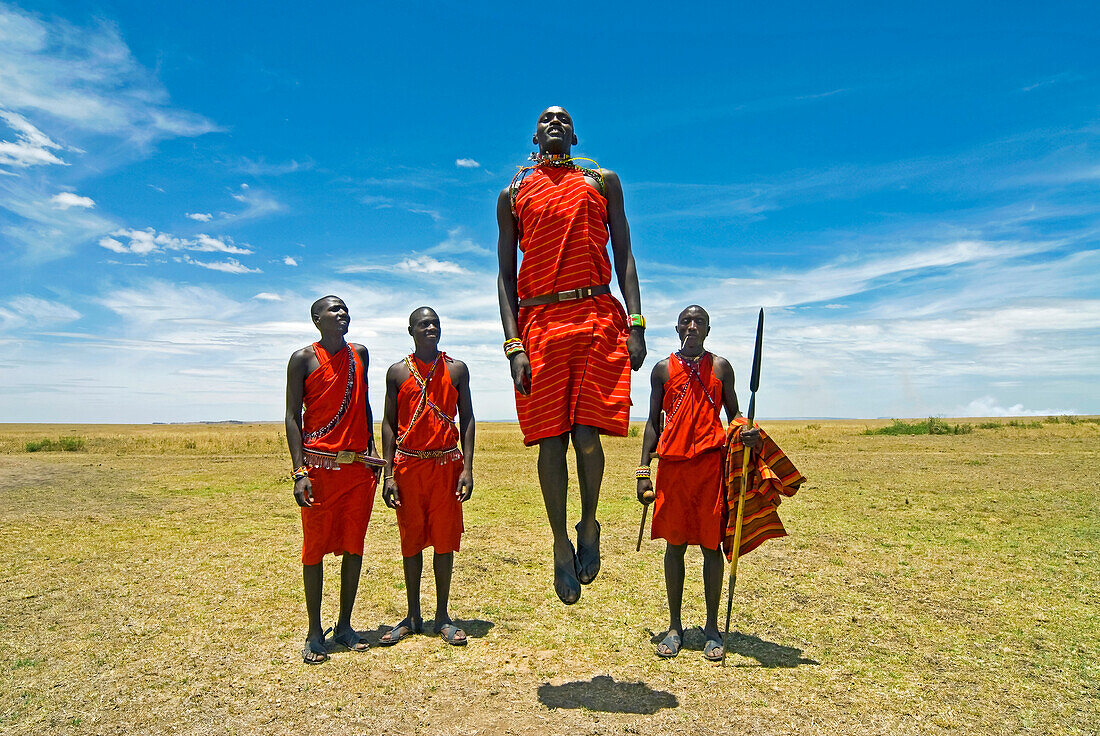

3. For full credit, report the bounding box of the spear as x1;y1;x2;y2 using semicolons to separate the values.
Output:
722;308;764;665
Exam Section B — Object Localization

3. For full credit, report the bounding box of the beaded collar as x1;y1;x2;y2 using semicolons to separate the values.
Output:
529;152;577;168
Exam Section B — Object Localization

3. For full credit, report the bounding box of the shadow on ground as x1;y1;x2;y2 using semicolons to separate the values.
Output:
349;619;495;647
537;675;678;714
726;631;819;667
646;628;818;667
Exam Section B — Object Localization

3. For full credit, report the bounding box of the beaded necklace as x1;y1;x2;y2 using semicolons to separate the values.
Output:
508;153;606;216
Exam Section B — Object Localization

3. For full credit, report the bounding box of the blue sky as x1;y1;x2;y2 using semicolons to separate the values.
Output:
2;1;1098;422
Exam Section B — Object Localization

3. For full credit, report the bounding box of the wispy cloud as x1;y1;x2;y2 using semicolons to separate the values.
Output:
338;254;471;276
186;212;212;222
253;292;282;301
176;255;261;274
223;186;284;222
283;256;298;267
98;227;253;256
0;5;219;145
0;109;67;169
237;157;312;176
50;191;95;209
455;158;480;168
958;396;1076;417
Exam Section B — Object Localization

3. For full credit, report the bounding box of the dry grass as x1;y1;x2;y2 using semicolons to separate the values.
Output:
1;419;1097;735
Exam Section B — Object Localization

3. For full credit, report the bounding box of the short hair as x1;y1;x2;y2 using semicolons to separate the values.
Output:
310;295;344;320
408;306;438;328
678;304;710;323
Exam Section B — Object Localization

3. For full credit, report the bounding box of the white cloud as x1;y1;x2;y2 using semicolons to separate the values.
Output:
50;191;95;209
99;227;253;256
429;227;492;257
191;234;252;255
0;109;66;168
225;187;283;222
98;236;127;253
177;255;261;274
0;5;218;144
283;256;298;266
455;158;480;168
253;292;282;301
1;295;81;328
958;396;1076;417
186;212;212;222
398;256;469;275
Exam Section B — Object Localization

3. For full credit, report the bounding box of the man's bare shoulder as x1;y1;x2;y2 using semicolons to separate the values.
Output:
651;357;670;381
447;357;470;379
288;345;314;365
710;353;734;377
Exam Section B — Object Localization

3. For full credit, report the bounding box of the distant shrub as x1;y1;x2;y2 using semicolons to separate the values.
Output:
627;426;640;438
862;418;973;436
977;421;1002;429
804;423;821;430
25;436;86;452
1004;420;1044;429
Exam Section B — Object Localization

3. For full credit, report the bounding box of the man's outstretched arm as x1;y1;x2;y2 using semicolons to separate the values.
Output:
497;188;531;395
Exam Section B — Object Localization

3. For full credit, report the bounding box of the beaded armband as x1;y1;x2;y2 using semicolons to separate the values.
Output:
635;465;652;480
503;337;525;358
292;466;309;481
628;314;646;329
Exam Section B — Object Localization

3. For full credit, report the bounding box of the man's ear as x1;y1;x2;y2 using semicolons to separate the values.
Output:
532;133;539;146
572;134;578;145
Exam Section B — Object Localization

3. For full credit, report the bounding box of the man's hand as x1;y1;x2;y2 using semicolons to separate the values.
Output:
366;438;382;479
383;477;401;509
293;476;314;508
455;468;473;502
510;352;532;395
628;327;647;371
637;477;655;505
741;427;762;453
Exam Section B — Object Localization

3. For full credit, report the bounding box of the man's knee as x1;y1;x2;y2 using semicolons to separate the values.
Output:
538;433;569;459
665;542;688;559
571;424;601;455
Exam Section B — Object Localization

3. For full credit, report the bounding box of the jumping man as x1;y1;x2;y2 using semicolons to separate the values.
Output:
497;106;646;604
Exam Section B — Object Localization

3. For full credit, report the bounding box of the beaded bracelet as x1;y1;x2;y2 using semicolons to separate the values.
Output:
635;465;652;479
503;337;525;357
628;314;646;329
292;466;309;481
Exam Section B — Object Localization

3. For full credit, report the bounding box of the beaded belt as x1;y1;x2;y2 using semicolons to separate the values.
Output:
303;448;385;470
396;445;462;460
518;284;610;307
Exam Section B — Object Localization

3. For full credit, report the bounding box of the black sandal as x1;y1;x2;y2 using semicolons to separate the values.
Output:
575;520;601;585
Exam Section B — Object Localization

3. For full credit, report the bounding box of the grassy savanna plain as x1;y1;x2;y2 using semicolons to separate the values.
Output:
1;419;1097;736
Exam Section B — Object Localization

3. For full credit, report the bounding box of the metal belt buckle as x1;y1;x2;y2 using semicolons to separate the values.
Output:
335;450;355;464
562;288;581;301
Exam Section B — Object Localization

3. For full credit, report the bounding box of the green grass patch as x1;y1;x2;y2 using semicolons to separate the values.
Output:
24;436;86;452
862;418;974;436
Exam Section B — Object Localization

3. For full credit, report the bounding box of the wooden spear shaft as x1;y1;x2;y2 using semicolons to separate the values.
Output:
722;308;764;666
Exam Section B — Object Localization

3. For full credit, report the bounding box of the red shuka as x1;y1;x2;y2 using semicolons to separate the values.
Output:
652;352;727;549
722;418;805;560
393;353;464;557
513;166;632;446
300;342;377;565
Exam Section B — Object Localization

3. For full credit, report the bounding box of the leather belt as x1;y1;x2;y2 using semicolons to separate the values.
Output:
396;445;462;460
303;448;385;470
518;284;610;307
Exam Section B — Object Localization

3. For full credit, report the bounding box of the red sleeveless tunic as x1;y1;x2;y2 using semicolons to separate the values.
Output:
392;353;464;556
652;352;727;550
300;342;377;565
512;166;631;445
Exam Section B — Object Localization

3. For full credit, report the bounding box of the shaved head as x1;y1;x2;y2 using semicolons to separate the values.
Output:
678;304;710;324
409;306;438;328
311;295;344;320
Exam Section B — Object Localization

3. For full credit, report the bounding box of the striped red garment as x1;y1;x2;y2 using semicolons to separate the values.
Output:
512;165;631;445
722;418;806;560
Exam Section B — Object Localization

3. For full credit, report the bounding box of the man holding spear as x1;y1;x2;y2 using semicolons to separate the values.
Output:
636;305;760;660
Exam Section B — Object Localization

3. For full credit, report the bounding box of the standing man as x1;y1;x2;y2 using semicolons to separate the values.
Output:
379;307;475;646
285;295;382;664
636;305;760;661
497;106;647;605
